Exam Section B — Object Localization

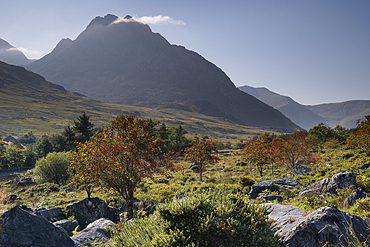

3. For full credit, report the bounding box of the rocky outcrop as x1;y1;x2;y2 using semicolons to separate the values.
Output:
357;162;370;170
290;165;312;176
53;219;79;236
33;207;65;222
66;197;120;229
263;203;305;229
72;218;115;247
120;201;157;217
276;206;370;247
342;188;369;208
299;172;357;197
0;206;75;247
248;178;301;199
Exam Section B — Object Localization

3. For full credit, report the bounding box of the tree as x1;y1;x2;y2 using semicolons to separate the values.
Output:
307;123;335;148
272;131;319;169
346;115;370;155
3;146;25;169
169;125;188;152
156;123;171;153
242;133;272;177
69;115;175;218
34;137;53;159
34;152;70;185
73;112;95;144
184;136;220;182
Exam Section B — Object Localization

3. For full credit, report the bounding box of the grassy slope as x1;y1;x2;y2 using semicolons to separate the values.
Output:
0;62;276;139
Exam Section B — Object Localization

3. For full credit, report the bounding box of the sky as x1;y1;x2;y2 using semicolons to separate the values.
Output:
1;0;369;105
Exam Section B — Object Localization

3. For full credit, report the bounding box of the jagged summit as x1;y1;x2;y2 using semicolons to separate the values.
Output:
27;14;300;131
86;14;119;29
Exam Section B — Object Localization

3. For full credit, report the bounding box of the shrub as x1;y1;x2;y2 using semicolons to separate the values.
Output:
24;183;60;196
238;176;255;189
34;152;70;185
112;190;279;246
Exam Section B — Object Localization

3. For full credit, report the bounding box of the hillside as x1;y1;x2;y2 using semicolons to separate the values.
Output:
238;85;325;130
307;101;370;128
0;61;277;139
27;14;299;132
239;85;370;129
0;38;30;66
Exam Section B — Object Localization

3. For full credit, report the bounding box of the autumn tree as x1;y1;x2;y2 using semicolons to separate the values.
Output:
346;115;370;155
242;133;273;177
69;115;175;218
184;136;220;182
272;131;319;169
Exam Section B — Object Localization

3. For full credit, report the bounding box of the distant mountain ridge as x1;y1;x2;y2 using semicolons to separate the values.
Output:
238;85;370;129
27;14;299;132
0;38;30;66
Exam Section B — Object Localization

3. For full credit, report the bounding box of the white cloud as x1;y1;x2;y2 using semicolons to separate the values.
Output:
9;47;41;58
111;15;185;26
135;15;185;25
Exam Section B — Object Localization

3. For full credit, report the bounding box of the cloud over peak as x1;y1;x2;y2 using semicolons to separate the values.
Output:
112;15;185;26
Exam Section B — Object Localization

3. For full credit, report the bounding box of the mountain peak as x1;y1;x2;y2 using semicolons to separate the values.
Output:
86;14;119;29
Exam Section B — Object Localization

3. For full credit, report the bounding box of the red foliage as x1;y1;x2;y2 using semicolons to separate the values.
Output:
346;115;370;155
69;115;176;218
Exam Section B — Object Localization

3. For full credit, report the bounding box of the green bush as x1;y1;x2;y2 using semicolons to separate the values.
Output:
112;190;279;246
34;151;70;185
238;176;255;188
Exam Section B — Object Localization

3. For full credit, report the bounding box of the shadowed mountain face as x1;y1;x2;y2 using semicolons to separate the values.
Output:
27;14;299;131
0;38;30;66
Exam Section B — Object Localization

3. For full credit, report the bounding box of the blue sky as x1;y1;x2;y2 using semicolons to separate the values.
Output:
1;0;369;105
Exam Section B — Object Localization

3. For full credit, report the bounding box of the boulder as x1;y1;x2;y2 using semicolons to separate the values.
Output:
120;201;157;217
290;165;312;176
65;197;120;229
3;194;21;204
17;177;36;186
357;162;370;170
299;172;357;197
248;178;301;199
0;206;75;247
342;188;369;208
72;218;115;247
33;207;65;222
257;195;283;203
277;206;370;247
263;203;305;229
53;219;79;236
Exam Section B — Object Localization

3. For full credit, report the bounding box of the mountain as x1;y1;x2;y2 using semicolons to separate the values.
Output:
307;101;370;129
27;14;299;132
238;85;325;130
0;61;276;139
238;85;370;129
0;38;30;66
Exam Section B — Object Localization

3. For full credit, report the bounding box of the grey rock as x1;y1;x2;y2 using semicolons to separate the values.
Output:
53;219;79;236
290;165;312;176
72;218;115;247
17;177;36;186
173;192;188;202
257;195;284;203
248;178;301;199
262;203;305;229
0;206;75;247
33;207;65;222
65;187;75;193
3;194;21;203
357;162;370;170
66;197;120;229
188;162;198;169
342;188;369;208
277;206;370;247
299;172;357;197
120;201;157;217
